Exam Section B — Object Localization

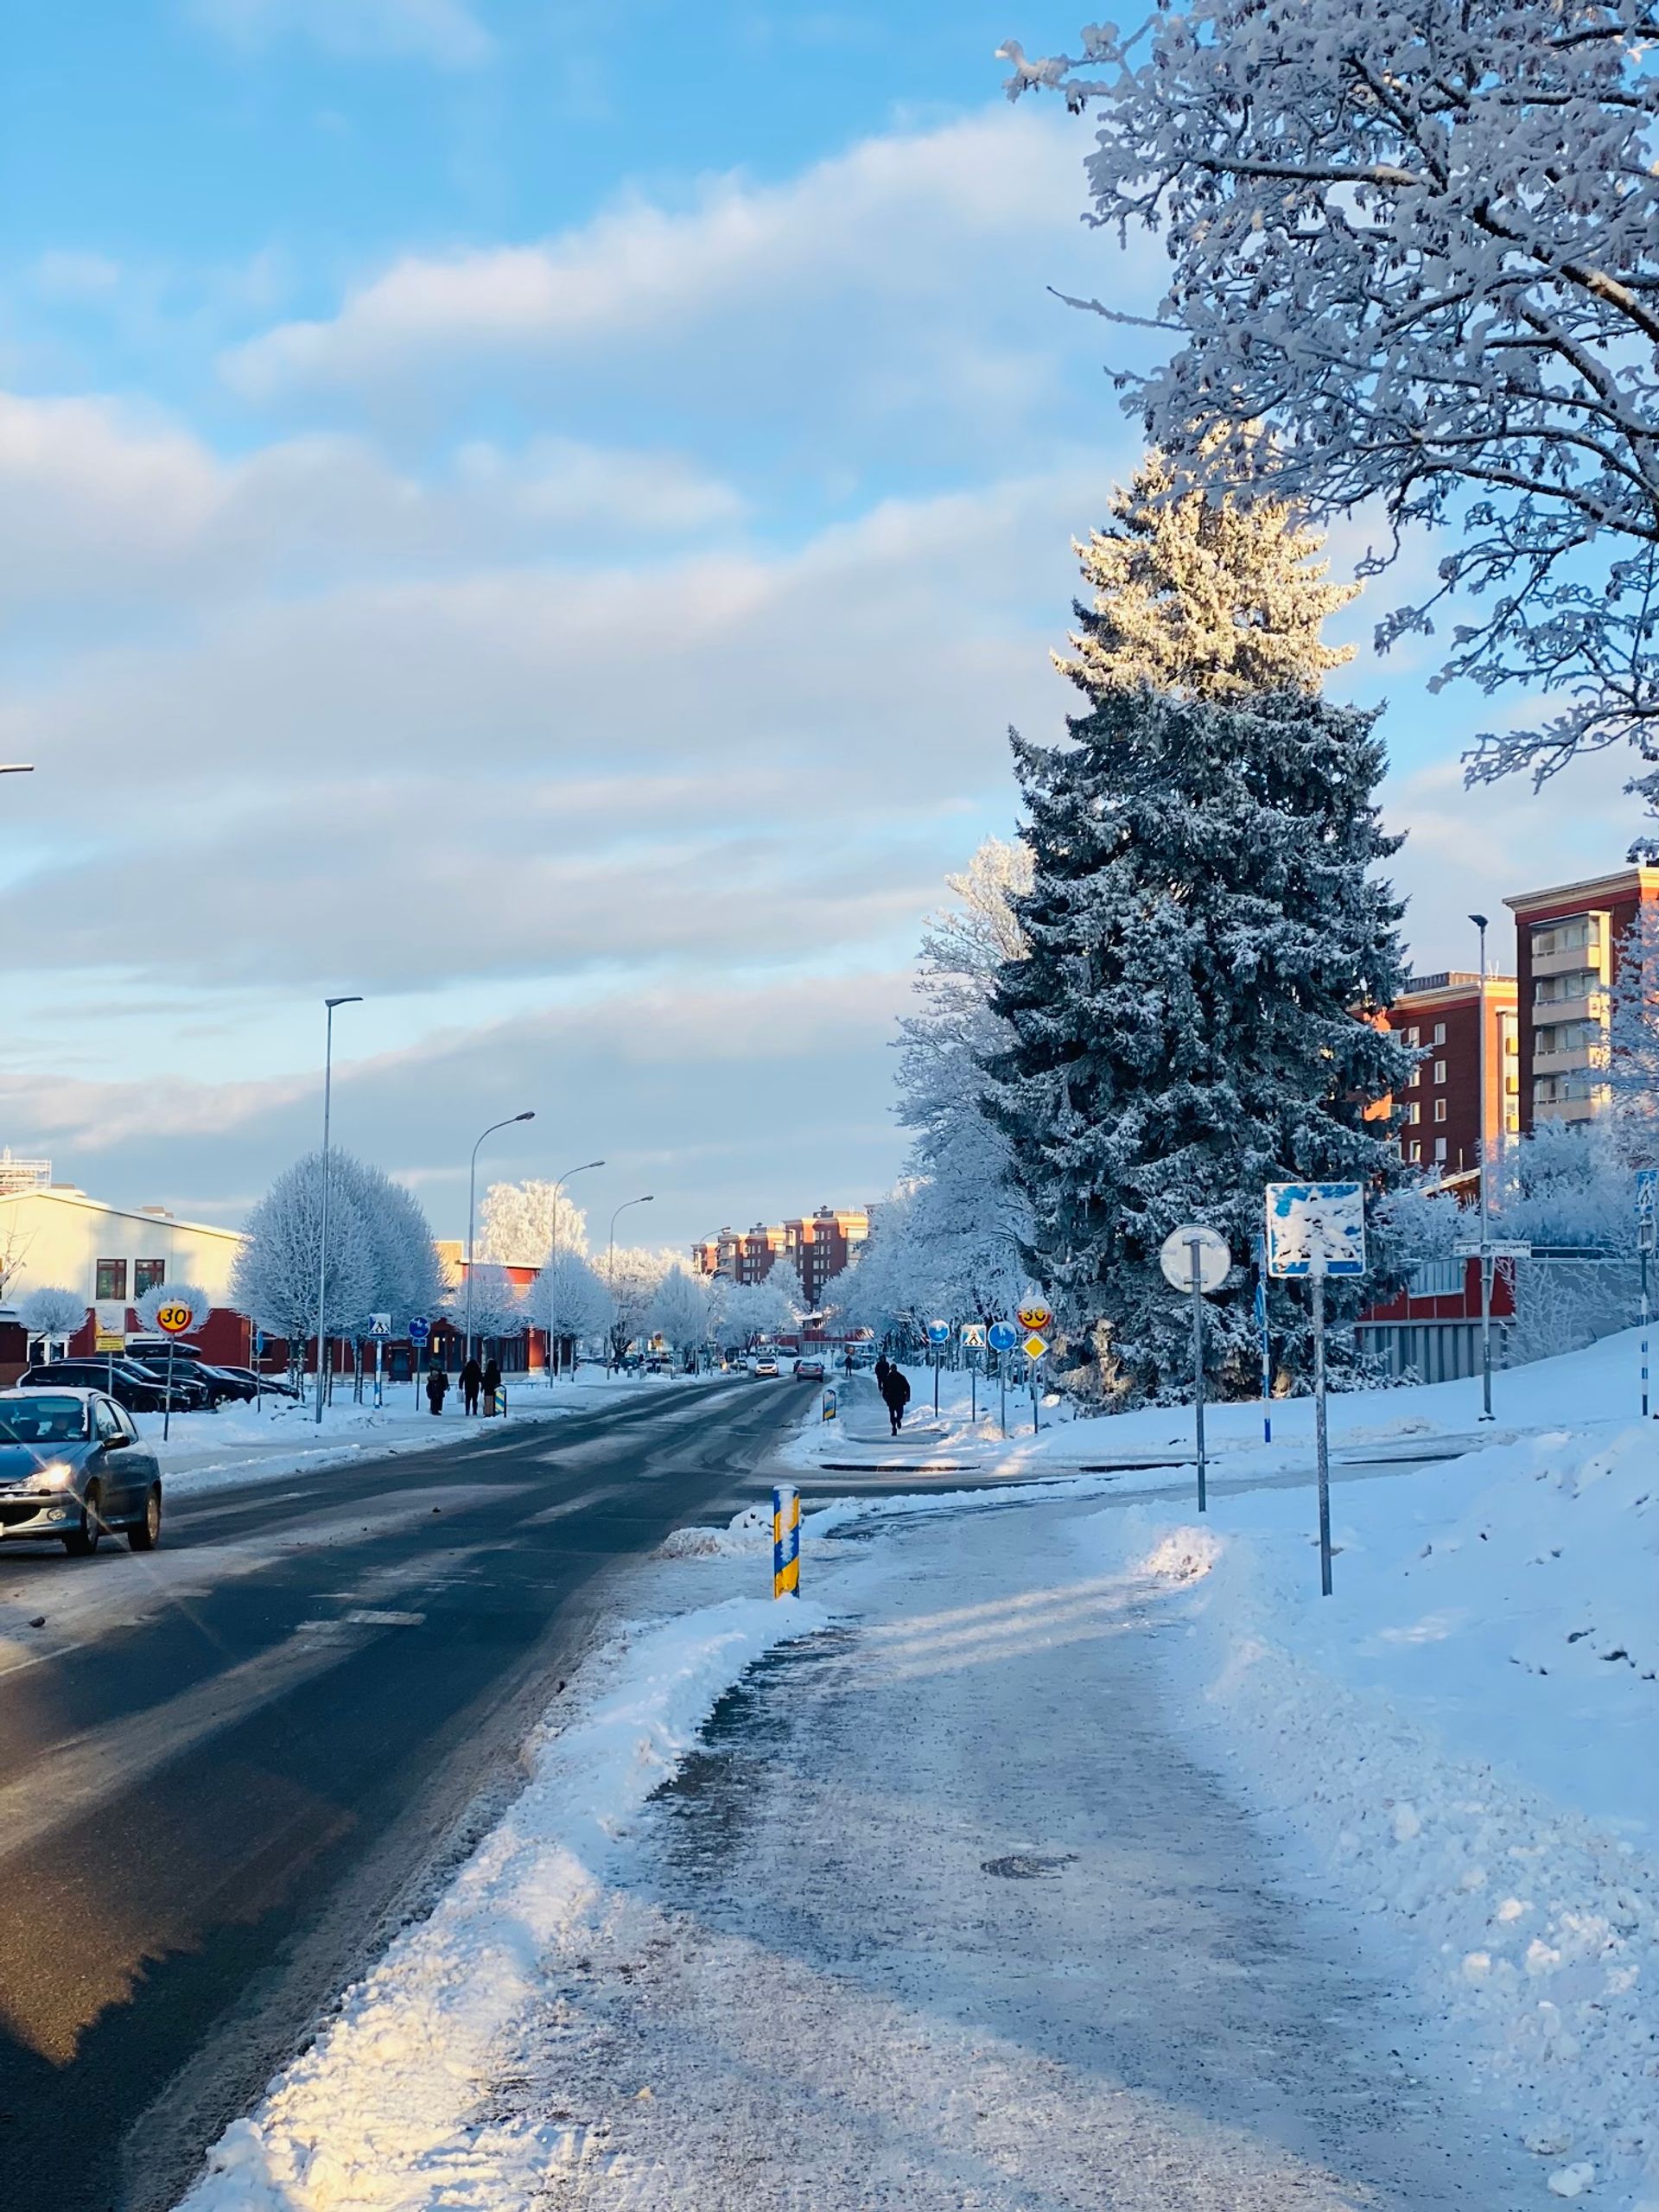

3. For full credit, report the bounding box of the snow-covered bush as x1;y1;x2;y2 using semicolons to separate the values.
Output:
647;1264;709;1356
15;1284;87;1356
1497;1122;1642;1363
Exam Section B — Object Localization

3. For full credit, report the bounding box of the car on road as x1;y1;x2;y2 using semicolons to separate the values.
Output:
0;1389;162;1554
749;1354;780;1377
793;1357;825;1380
17;1358;190;1414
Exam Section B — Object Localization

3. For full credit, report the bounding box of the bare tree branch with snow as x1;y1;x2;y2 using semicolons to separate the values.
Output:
1004;3;1659;810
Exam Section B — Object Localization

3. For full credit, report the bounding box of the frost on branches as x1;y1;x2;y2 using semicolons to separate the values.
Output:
1002;4;1659;810
987;482;1414;1401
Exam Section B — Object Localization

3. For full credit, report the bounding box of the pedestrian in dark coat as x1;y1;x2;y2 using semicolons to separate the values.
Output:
880;1363;911;1436
461;1355;483;1415
874;1354;891;1392
426;1365;449;1417
482;1356;502;1414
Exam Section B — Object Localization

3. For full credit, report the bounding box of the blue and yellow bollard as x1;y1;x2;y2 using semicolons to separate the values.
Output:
772;1481;800;1599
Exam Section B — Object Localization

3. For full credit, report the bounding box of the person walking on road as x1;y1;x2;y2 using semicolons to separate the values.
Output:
425;1363;449;1417
482;1356;502;1415
880;1362;910;1436
874;1353;891;1393
461;1355;483;1416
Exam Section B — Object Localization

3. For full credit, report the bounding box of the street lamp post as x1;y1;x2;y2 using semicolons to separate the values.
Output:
1471;912;1496;1421
607;1194;655;1372
546;1159;604;1377
315;995;363;1425
465;1111;536;1362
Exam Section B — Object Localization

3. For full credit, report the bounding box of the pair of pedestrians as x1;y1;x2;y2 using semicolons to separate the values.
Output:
423;1356;503;1416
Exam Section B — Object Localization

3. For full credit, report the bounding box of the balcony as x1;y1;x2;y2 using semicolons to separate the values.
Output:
1535;1094;1605;1125
1531;930;1606;981
1529;991;1606;1028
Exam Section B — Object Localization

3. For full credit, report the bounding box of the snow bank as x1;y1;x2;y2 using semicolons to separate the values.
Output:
175;1592;828;2212
1090;1424;1659;2210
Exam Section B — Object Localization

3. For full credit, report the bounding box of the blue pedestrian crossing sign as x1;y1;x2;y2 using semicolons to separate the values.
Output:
407;1315;431;1344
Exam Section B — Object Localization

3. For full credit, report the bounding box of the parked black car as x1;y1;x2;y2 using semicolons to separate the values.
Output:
0;1388;162;1554
123;1351;246;1408
17;1358;205;1413
213;1364;302;1401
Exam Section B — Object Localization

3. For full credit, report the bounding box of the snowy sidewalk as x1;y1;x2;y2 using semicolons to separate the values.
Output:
477;1502;1531;2209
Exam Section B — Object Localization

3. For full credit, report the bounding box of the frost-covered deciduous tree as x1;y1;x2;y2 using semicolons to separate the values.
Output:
135;1281;213;1335
1498;1120;1641;1358
895;839;1034;1325
458;1263;526;1348
479;1179;589;1266
232;1154;377;1370
537;1251;614;1372
1607;902;1659;1164
832;1185;927;1342
988;488;1413;1402
709;1277;797;1352
648;1265;710;1357
604;1245;667;1365
1002;6;1659;808
16;1284;87;1356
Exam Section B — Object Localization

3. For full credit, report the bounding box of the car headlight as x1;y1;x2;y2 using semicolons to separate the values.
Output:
21;1462;74;1494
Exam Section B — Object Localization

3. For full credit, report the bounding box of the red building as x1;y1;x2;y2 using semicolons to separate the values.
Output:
691;1206;869;1304
1380;970;1519;1178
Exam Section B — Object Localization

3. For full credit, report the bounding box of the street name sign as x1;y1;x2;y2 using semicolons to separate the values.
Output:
1452;1242;1533;1261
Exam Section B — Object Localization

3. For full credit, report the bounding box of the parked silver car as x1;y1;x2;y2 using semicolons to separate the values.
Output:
0;1389;162;1555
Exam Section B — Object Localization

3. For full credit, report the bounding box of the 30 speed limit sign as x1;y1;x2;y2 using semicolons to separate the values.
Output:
154;1300;195;1337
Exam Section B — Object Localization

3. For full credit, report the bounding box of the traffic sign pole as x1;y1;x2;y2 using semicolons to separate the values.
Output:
1313;1260;1332;1599
1255;1245;1272;1446
1188;1239;1208;1515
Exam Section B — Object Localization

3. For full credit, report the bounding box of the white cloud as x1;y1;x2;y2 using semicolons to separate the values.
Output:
219;105;1118;450
192;0;495;69
31;251;123;301
0;391;744;616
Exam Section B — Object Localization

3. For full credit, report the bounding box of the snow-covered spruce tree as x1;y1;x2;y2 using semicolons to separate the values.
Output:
895;840;1034;1325
987;474;1413;1401
1607;902;1659;1168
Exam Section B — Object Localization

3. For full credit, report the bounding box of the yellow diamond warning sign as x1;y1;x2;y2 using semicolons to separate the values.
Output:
1023;1332;1049;1360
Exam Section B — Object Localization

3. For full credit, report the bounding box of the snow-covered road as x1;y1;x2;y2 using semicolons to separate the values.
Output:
493;1501;1531;2209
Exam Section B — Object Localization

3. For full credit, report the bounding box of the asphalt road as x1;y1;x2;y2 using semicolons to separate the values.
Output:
0;1376;810;2212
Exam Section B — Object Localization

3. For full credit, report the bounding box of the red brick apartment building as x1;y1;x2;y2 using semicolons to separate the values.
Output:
692;1207;869;1306
1381;970;1520;1177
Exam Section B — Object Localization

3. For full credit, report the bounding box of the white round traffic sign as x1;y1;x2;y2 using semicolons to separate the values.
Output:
1160;1225;1231;1294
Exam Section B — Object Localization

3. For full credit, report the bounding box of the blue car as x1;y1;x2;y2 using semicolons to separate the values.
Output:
0;1389;163;1556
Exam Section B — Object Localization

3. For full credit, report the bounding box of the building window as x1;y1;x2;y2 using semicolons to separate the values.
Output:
1433;1059;1446;1084
134;1259;165;1295
95;1258;127;1301
1506;1111;1521;1133
1406;1026;1420;1046
1433;1022;1446;1045
1407;1064;1420;1088
1505;1073;1520;1095
1434;1136;1448;1162
1408;1102;1421;1125
1505;1033;1518;1056
1408;1140;1422;1162
1433;1099;1447;1122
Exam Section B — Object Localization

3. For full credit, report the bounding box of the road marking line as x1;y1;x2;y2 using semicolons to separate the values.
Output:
524;1485;621;1525
344;1609;424;1626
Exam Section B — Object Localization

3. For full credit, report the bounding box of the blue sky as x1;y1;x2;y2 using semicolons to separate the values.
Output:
0;1;1646;1251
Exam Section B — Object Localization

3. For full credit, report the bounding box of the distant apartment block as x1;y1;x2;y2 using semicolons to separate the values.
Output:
1505;865;1659;1132
1382;971;1518;1175
692;1206;870;1305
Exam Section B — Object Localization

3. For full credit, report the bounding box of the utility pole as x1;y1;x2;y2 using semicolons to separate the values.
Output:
1471;913;1495;1421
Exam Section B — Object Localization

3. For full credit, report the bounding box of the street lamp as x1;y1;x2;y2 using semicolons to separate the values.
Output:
546;1159;604;1378
607;1194;655;1373
465;1112;536;1361
1471;912;1496;1421
315;995;364;1425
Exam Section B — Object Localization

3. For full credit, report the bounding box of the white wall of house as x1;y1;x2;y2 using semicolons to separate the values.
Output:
0;1187;244;1310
